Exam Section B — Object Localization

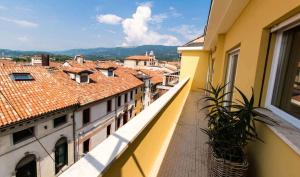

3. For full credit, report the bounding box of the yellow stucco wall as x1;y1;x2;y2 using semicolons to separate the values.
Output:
248;123;300;177
210;0;300;177
179;50;209;91
211;34;225;87
102;79;190;177
134;87;144;115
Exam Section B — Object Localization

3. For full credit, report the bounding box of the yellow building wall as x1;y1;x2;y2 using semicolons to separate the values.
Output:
134;86;144;115
179;50;209;91
210;0;300;177
102;79;190;177
247;123;300;177
211;34;225;87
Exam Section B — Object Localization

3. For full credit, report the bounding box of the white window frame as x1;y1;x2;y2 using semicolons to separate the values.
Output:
266;15;300;129
224;48;240;103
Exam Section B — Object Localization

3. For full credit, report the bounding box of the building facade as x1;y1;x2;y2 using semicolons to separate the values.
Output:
0;58;145;177
0;66;79;177
124;51;157;68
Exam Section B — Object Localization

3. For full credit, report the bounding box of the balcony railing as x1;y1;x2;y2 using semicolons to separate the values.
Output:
60;77;190;177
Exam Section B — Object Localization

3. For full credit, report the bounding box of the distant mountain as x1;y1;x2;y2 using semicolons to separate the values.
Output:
0;49;51;57
0;45;179;61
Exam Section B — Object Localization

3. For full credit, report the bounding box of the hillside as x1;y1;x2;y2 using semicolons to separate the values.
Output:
0;45;179;61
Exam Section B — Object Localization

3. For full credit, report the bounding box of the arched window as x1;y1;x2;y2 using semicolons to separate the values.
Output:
55;137;68;174
16;154;37;177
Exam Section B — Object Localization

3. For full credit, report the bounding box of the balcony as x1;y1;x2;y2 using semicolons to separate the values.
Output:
59;40;300;177
59;43;212;177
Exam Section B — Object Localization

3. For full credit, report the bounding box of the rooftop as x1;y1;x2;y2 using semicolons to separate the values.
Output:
125;55;152;61
0;66;78;127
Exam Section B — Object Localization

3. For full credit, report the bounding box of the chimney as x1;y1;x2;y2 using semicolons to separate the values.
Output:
41;54;50;66
75;55;85;64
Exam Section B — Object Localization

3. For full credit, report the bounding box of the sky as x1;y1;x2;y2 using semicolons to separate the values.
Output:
0;0;211;51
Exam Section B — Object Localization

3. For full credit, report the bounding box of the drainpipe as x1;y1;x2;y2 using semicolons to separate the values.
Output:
72;110;76;162
114;95;118;131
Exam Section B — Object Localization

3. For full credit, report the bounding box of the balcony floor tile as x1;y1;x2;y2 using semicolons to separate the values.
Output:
157;91;208;177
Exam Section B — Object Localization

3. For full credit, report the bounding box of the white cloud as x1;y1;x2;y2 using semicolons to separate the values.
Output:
0;16;38;28
168;6;182;17
137;1;153;7
170;25;202;40
151;13;168;23
96;14;123;25
121;4;180;46
17;36;29;42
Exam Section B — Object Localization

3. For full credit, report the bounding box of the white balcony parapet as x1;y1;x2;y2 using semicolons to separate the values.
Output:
59;77;190;177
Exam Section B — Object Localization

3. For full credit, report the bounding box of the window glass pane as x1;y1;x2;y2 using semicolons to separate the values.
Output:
107;124;111;137
272;25;300;118
83;109;90;125
107;100;112;112
125;93;128;103
53;115;67;128
10;73;34;81
55;138;68;174
80;75;88;82
13;127;34;144
108;70;113;76
118;96;121;106
224;50;239;102
83;139;90;154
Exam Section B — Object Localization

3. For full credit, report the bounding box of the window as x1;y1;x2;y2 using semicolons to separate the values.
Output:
118;96;121;107
108;70;113;77
80;75;88;83
144;61;147;66
83;139;90;154
107;100;112;113
82;108;90;125
135;100;137;107
124;93;128;103
270;25;300;119
107;124;111;137
117;118;121;129
224;48;239;103
135;89;138;94
53;115;67;128
15;154;37;177
123;113;128;125
10;73;34;81
129;108;133;118
55;137;68;174
130;91;133;100
13;127;34;144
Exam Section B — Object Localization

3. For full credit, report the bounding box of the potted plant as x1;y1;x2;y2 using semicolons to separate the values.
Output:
202;83;276;177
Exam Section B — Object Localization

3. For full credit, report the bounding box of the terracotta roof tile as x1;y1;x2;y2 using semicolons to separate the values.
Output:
52;61;144;105
0;66;78;127
0;60;148;127
125;55;151;61
96;61;118;70
140;69;164;85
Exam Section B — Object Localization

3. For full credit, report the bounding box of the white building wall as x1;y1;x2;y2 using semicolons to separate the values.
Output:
0;113;74;177
74;98;116;158
143;79;152;107
124;60;136;68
